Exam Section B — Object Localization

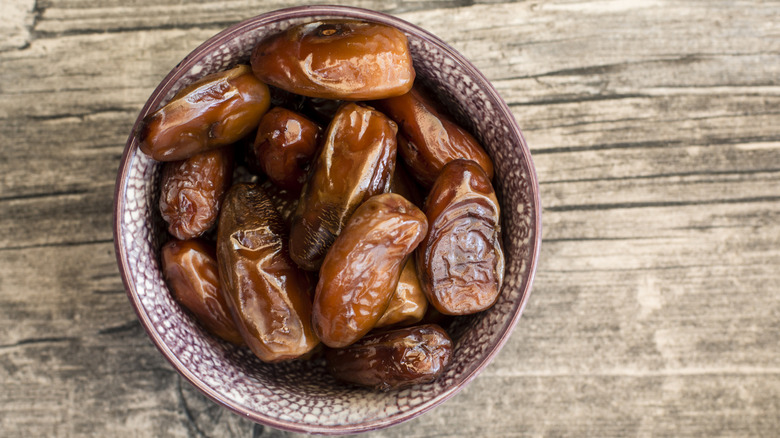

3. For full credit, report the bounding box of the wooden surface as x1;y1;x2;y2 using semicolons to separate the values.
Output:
1;0;779;436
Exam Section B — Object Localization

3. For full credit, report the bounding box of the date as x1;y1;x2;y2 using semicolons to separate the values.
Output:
289;102;397;271
251;20;415;100
375;258;428;329
139;65;270;161
159;146;234;240
253;107;320;192
217;183;319;362
417;159;505;315
324;324;452;391
161;238;244;344
374;85;494;187
313;193;427;348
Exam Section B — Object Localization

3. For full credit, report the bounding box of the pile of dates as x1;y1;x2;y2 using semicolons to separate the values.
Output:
140;19;504;391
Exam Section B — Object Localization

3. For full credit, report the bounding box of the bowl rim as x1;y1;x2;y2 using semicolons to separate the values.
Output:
113;4;542;434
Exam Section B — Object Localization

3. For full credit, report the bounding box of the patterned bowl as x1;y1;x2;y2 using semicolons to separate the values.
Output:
114;5;540;434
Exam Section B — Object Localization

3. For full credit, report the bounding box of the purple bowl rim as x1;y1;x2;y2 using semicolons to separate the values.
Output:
113;5;542;435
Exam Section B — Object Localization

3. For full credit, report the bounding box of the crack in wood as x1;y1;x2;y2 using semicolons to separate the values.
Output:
511;93;649;106
19;107;137;122
98;320;140;335
176;377;211;438
543;236;667;243
532;136;780;155
0;238;114;252
541;168;780;185
0;189;89;203
0;336;76;349
251;424;265;438
546;196;780;212
92;289;124;295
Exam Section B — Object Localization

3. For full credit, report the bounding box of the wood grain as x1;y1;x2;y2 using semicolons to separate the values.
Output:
1;0;778;436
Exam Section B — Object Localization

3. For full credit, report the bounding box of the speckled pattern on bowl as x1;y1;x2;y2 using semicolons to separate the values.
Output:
114;5;541;435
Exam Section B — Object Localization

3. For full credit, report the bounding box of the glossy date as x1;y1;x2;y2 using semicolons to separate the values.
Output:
417;159;505;315
313;193;427;348
251;20;415;100
161;238;244;344
217;183;319;362
139;65;270;161
324;324;452;390
289;102;398;271
374;85;494;187
253;107;321;192
375;258;428;329
159;146;233;240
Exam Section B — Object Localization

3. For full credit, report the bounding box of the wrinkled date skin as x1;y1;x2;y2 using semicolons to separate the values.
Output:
313;193;427;348
217;183;319;362
139;65;271;161
251;20;415;100
324;324;452;390
375;258;428;329
374;85;494;187
161;238;244;344
289;103;398;271
417;159;505;315
254;107;321;192
160;146;234;240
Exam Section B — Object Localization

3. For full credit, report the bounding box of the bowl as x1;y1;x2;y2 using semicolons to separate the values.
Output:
114;5;541;434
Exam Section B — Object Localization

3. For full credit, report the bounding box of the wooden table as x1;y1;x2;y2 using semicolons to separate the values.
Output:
2;1;778;436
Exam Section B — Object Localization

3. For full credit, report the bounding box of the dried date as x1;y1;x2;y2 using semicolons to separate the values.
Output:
251;20;415;100
253;107;320;192
289;102;397;271
159;146;233;240
161;238;243;344
375;258;428;329
417;159;505;315
217;183;319;362
139;65;270;161
324;324;452;390
313;193;427;348
374;85;494;187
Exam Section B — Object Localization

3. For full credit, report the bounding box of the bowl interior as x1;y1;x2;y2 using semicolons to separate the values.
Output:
115;6;539;434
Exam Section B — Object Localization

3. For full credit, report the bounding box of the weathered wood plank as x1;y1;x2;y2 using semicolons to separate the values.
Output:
1;0;779;436
0;0;36;52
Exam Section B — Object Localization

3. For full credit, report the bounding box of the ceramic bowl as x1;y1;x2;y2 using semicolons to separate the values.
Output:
114;5;541;434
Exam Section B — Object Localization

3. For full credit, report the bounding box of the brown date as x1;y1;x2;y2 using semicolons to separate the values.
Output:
217;183;319;362
161;238;244;344
373;85;494;187
313;193;427;348
289;102;398;271
253;107;321;192
417;159;505;315
139;65;270;161
159;146;234;240
251;20;415;100
324;324;452;391
375;258;428;329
